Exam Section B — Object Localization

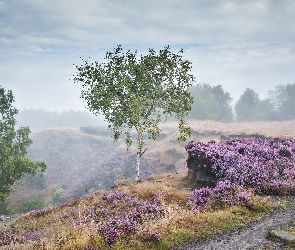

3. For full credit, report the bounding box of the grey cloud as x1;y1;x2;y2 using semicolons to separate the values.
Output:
0;0;294;111
1;0;294;56
186;42;295;101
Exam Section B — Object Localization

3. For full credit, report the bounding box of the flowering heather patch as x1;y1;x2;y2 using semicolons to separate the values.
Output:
213;181;241;206
188;181;251;212
213;181;251;207
0;230;17;246
27;197;83;217
25;231;42;242
0;171;279;249
151;231;161;241
29;207;53;216
78;192;165;245
0;230;42;246
101;208;159;245
188;187;213;212
185;137;295;195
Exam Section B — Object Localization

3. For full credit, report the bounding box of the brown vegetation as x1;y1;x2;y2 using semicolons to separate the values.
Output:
1;120;295;249
2;171;281;249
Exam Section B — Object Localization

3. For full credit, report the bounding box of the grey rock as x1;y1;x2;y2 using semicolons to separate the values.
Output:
186;164;217;189
269;229;295;243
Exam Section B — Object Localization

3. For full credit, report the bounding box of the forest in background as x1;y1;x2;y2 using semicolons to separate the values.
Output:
16;82;295;133
189;82;295;121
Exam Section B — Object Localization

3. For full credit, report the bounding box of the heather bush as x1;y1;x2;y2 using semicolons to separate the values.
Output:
0;230;42;246
77;192;165;246
188;187;213;212
185;137;295;195
0;171;279;249
29;206;54;217
86;247;100;250
0;230;17;246
27;196;83;217
17;191;165;246
213;181;250;207
188;181;251;212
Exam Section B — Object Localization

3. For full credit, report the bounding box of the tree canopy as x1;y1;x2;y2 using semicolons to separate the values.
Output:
235;83;295;121
189;84;219;120
189;84;233;121
275;83;295;120
0;86;46;202
235;88;260;121
73;45;194;180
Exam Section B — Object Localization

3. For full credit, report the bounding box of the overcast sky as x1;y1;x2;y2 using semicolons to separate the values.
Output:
1;0;295;112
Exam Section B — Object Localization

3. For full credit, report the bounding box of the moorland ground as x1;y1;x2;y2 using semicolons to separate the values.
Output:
1;120;295;249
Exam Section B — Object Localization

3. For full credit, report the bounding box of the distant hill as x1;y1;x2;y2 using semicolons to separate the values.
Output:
9;125;185;212
15;109;108;133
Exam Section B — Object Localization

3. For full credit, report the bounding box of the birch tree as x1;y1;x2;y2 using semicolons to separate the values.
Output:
73;45;194;180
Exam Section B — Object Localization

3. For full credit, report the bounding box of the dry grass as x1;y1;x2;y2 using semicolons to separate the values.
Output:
116;172;193;204
160;120;295;139
9;120;295;212
1;172;283;250
2;120;295;249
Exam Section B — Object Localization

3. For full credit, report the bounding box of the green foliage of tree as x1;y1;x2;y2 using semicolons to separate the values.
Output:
277;83;295;120
189;84;218;120
211;85;233;121
73;45;194;180
267;83;295;120
235;88;279;121
256;98;278;121
268;84;288;111
52;188;64;204
235;88;260;121
23;199;45;213
189;84;233;121
235;84;295;121
0;86;46;202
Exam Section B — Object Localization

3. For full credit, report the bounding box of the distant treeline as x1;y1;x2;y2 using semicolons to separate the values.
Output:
188;83;295;121
16;83;295;132
235;84;295;121
16;109;107;133
188;84;233;121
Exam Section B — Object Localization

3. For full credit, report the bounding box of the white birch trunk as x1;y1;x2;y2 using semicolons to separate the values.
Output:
136;152;141;181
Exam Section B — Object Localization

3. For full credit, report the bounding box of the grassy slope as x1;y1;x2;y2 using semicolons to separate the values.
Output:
3;172;287;250
2;120;295;249
8;120;295;212
10;128;134;211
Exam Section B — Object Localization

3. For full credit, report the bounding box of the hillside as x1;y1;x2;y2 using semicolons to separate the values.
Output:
7;120;295;212
1;171;293;249
1;120;295;249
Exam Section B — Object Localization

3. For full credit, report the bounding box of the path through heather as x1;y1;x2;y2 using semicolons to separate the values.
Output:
179;197;295;250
